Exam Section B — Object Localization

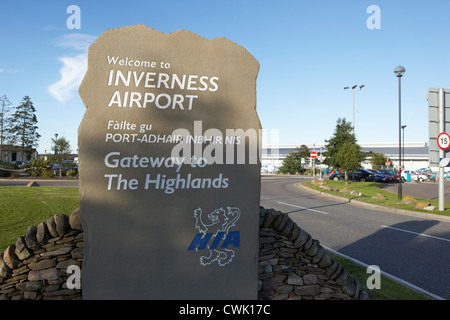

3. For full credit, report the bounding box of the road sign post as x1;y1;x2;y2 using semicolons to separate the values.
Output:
438;131;449;211
428;88;449;211
310;151;318;181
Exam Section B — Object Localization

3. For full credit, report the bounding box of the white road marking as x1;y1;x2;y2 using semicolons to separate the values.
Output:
277;201;328;215
381;225;450;243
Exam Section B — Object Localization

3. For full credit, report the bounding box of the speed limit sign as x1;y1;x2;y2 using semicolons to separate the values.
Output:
437;132;450;150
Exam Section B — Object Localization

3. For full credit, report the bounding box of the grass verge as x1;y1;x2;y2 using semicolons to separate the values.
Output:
302;180;450;218
0;186;80;251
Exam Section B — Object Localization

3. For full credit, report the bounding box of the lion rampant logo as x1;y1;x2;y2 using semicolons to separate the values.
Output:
189;206;241;267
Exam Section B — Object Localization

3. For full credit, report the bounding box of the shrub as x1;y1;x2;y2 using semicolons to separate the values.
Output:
67;170;77;177
0;161;13;177
26;158;52;177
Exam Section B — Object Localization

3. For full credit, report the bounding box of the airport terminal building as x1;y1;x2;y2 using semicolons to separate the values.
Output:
261;142;431;173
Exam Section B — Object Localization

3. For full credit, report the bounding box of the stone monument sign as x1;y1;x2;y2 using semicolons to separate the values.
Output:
78;25;261;299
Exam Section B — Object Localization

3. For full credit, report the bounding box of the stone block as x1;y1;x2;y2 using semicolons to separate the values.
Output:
15;236;31;260
28;268;59;281
25;226;40;250
46;217;58;237
36;222;51;245
294;285;321;296
69;208;83;231
54;214;70;236
3;245;21;269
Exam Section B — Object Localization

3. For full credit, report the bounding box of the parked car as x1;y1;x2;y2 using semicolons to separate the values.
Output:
364;169;387;182
378;169;400;182
52;161;78;176
329;171;345;181
416;168;435;180
348;169;374;182
373;169;392;182
401;170;430;182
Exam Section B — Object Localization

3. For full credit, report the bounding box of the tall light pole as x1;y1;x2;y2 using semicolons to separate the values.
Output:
344;85;365;134
54;133;59;155
394;66;406;201
402;125;407;170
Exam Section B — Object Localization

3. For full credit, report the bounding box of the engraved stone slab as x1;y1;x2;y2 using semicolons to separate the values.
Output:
78;25;261;299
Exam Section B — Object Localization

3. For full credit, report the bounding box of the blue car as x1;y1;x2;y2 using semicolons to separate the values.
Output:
367;169;387;182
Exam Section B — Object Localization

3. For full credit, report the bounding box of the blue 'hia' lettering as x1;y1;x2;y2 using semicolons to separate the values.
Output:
187;231;240;251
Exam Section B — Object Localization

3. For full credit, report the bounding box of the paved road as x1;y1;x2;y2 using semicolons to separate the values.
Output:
261;175;450;300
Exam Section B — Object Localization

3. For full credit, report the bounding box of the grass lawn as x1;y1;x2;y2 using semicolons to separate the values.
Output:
0;186;80;251
302;180;450;218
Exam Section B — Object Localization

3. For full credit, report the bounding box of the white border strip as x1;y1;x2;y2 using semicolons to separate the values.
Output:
381;225;450;243
276;201;328;215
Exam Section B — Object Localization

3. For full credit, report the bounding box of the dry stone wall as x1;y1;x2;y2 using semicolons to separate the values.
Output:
0;209;83;300
1;206;369;300
258;207;370;300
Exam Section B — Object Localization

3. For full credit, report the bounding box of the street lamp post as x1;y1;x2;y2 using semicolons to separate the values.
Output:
54;133;59;155
394;66;406;201
344;85;365;134
402;125;407;169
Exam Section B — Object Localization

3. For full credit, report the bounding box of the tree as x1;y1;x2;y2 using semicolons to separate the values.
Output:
6;96;41;161
278;145;310;174
324;118;357;169
369;152;390;169
324;118;365;180
335;142;366;182
0;95;13;162
51;135;72;177
278;150;301;174
296;144;311;160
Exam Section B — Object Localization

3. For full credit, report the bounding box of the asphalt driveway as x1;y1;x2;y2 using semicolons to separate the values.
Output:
379;181;450;203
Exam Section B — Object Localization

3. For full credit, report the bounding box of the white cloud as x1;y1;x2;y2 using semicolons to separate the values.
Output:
48;33;96;103
0;68;19;73
53;33;97;51
48;53;87;103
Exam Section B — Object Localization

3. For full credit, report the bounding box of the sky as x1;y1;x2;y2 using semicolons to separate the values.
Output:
0;0;449;155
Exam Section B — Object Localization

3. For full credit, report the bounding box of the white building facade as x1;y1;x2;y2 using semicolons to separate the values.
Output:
261;142;433;172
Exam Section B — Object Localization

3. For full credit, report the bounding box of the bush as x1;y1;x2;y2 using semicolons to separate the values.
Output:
0;161;13;177
0;169;11;177
10;172;20;178
41;170;54;178
67;170;77;177
26;158;52;177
